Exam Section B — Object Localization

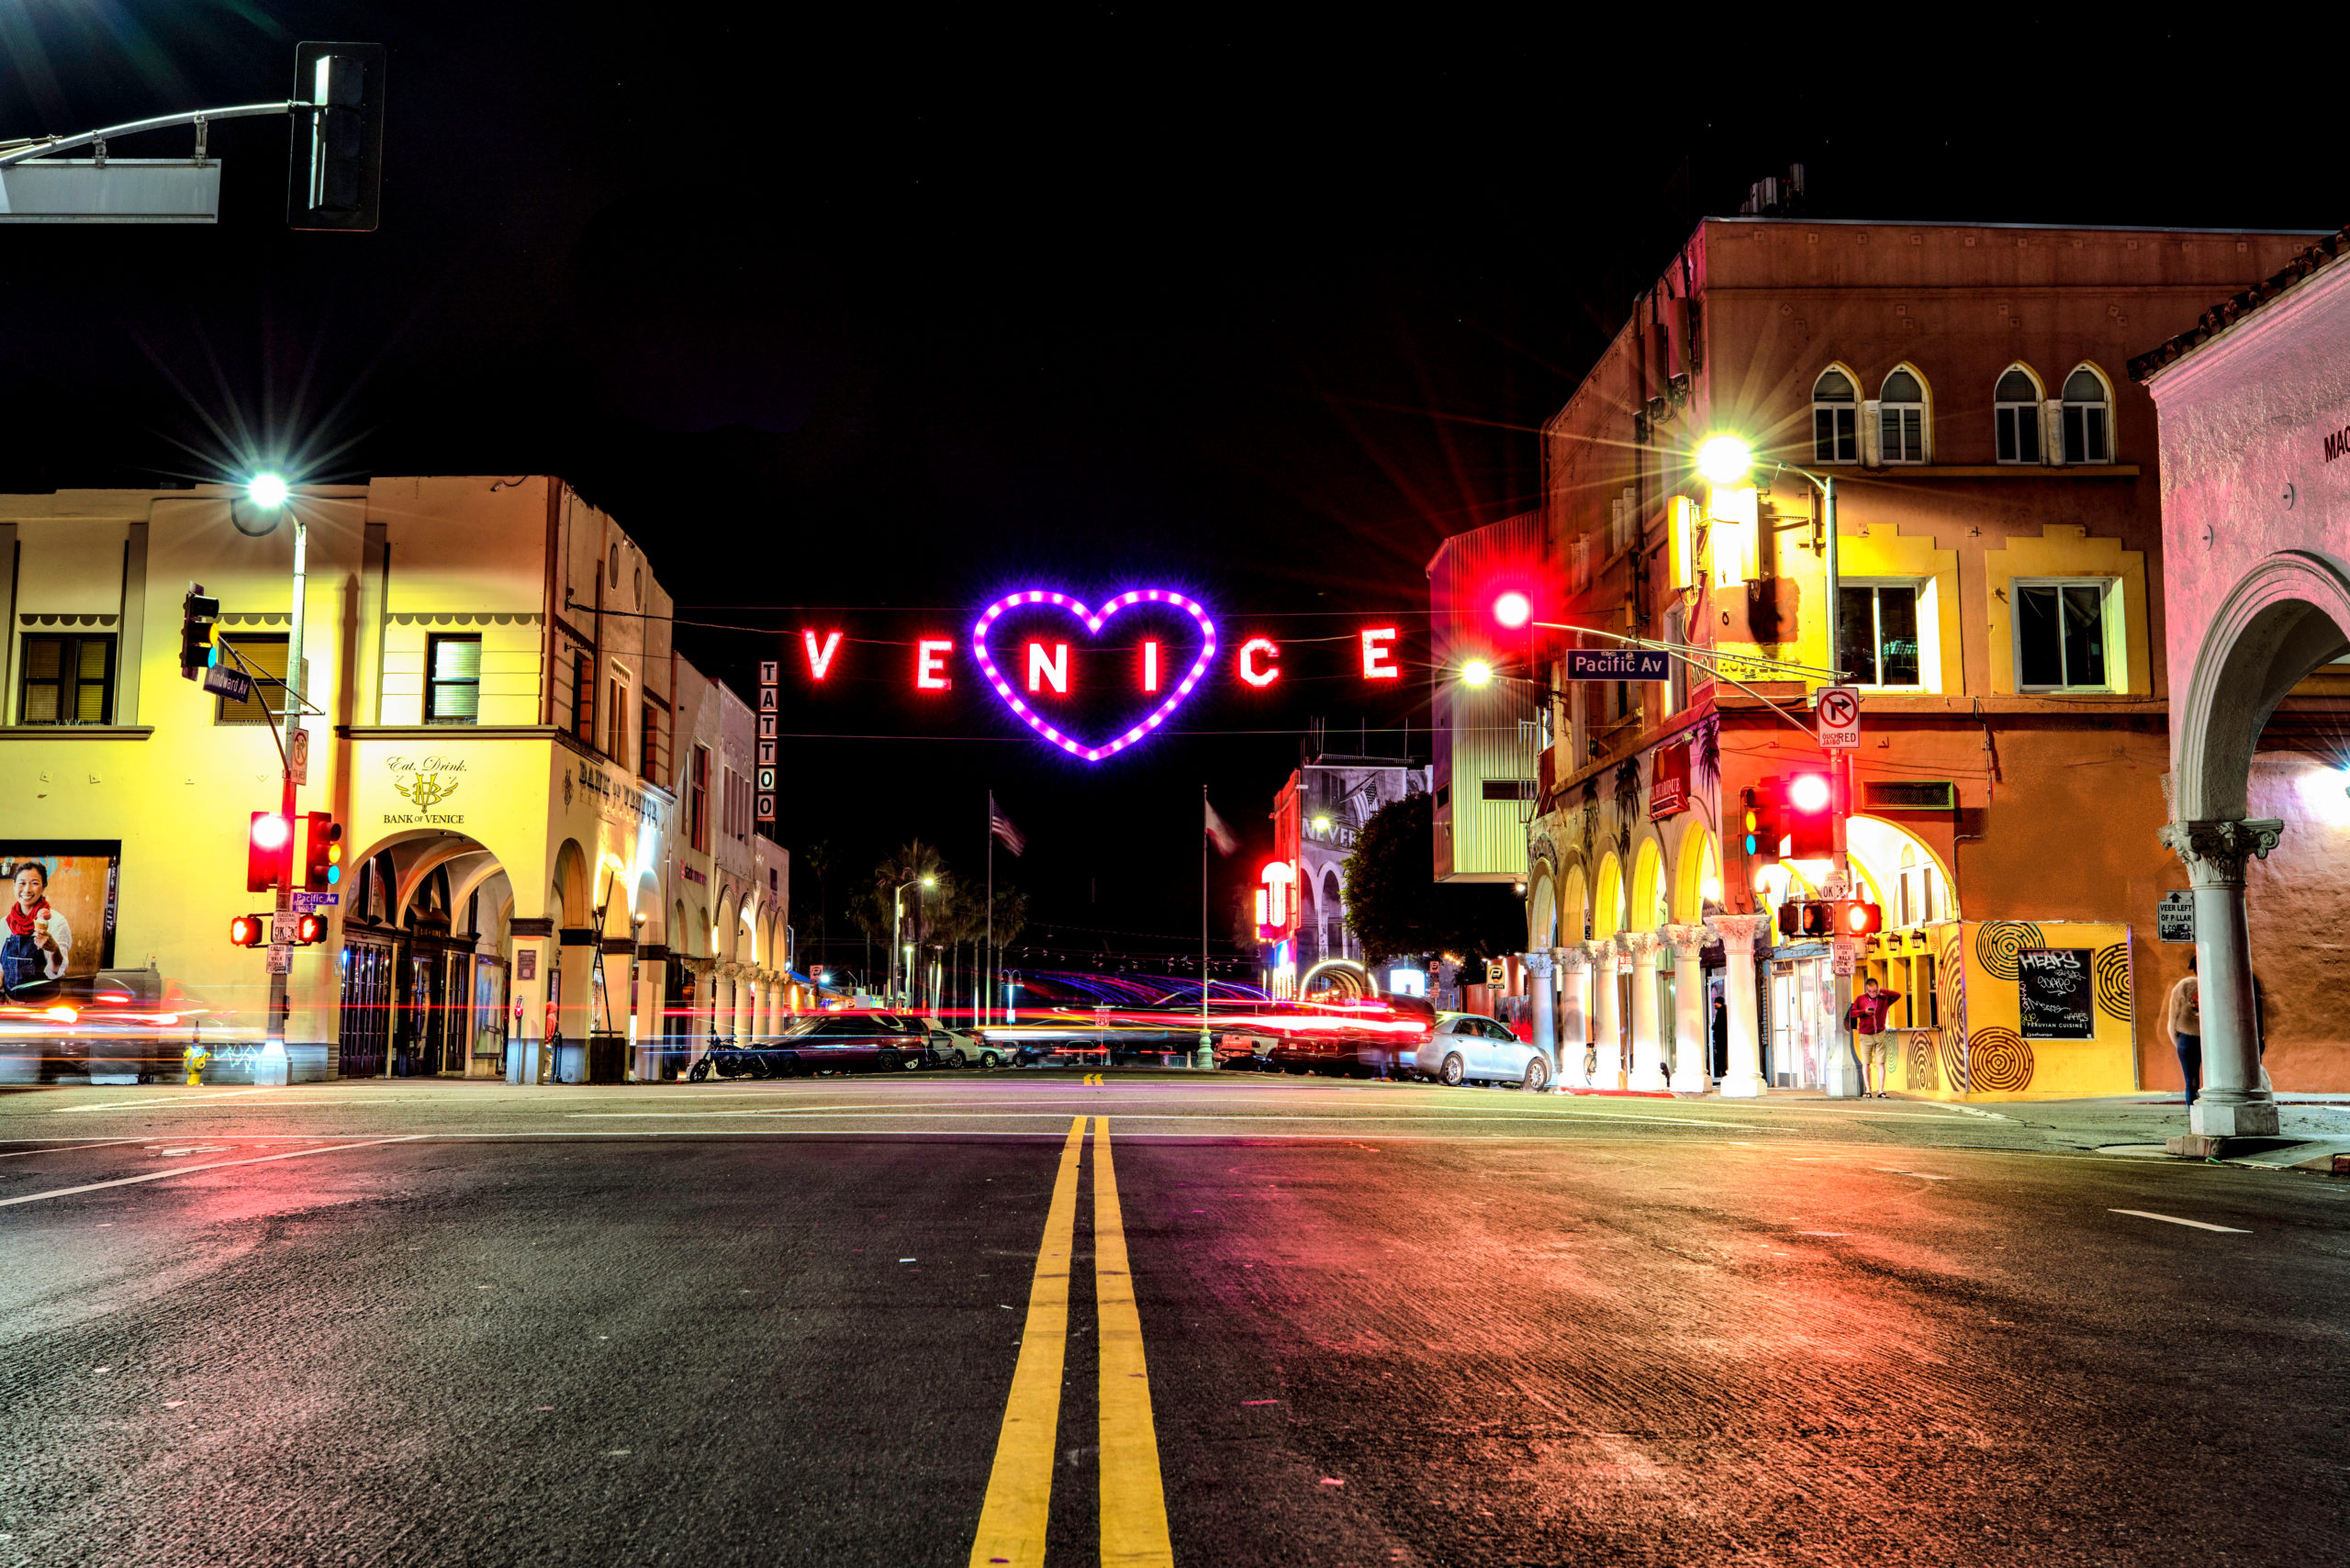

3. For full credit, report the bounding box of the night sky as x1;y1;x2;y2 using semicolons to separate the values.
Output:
2;8;2334;978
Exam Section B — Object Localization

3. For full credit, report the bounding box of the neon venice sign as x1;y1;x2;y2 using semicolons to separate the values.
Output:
785;588;1411;763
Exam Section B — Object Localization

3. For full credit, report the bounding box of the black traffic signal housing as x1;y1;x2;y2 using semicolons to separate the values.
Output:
1838;899;1884;938
1781;770;1836;861
180;586;219;680
293;912;329;946
303;813;344;890
229;913;268;947
1740;785;1781;865
1775;899;1838;941
289;41;387;232
248;811;291;892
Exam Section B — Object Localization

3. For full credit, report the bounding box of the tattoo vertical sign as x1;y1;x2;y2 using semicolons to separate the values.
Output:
755;660;778;823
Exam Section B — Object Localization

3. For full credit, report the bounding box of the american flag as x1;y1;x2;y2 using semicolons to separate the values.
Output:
989;792;1026;857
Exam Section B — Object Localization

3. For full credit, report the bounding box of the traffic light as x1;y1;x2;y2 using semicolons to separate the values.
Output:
1491;588;1533;631
1838;899;1884;937
303;813;343;890
229;913;268;947
293;912;329;945
180;586;219;680
1740;786;1781;865
249;811;291;892
1781;770;1836;861
289;42;387;232
1774;899;1838;940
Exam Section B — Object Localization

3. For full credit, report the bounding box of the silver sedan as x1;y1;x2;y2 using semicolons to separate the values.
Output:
1413;1012;1550;1091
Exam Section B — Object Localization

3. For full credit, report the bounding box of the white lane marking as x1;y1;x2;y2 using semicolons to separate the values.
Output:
52;1089;281;1114
1874;1168;1953;1181
0;1138;148;1160
564;1110;1764;1129
2110;1208;2251;1234
0;1136;426;1209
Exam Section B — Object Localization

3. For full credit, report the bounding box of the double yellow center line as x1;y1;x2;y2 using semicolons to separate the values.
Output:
968;1116;1172;1568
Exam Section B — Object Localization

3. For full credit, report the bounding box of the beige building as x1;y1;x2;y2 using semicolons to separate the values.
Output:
0;475;789;1081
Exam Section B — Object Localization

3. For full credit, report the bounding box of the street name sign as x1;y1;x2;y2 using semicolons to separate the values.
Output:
201;664;253;702
1816;686;1861;750
2157;891;2195;943
1567;647;1673;682
291;890;340;913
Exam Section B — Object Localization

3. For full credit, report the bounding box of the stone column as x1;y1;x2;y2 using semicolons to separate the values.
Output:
711;972;734;1048
1708;913;1771;1098
2159;818;2284;1137
1621;931;1665;1089
1666;924;1710;1094
1587;939;1624;1088
734;969;756;1043
1525;950;1557;1082
1554;946;1592;1092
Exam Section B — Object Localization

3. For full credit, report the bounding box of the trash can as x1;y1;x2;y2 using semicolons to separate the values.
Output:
555;1038;588;1084
588;1032;627;1084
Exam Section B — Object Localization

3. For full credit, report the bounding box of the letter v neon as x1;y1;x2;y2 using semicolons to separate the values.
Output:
802;630;843;679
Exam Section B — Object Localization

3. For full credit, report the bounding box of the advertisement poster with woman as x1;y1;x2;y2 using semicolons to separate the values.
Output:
1;842;119;995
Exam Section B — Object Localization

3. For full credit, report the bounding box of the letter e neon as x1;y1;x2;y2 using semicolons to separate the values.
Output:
915;638;954;690
1361;627;1400;679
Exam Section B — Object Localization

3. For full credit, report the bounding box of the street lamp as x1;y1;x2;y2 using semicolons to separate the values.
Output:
1460;658;1494;688
231;471;308;1086
247;471;290;510
1695;431;1841;685
889;873;936;1009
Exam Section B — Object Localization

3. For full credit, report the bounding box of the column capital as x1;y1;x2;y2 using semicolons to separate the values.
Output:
2158;818;2284;888
1616;929;1662;963
1554;944;1594;975
1707;913;1773;954
1662;923;1709;960
1581;938;1614;969
1523;949;1556;979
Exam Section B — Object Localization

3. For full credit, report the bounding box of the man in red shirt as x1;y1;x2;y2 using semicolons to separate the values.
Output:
1844;976;1903;1099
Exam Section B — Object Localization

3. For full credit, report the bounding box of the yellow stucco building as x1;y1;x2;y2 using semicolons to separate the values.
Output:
0;476;790;1081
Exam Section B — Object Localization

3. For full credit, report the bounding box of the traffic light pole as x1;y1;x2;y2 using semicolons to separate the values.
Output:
1817;473;1865;1097
257;509;308;1087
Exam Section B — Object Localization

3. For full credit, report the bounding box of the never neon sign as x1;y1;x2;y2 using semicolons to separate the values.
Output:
787;590;1414;762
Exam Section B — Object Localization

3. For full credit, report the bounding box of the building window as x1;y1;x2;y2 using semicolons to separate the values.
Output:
1812;368;1858;463
216;633;289;724
17;633;114;724
639;700;658;781
1837;585;1922;687
1895;845;1947;928
690;745;711;852
572;653;595;742
1879;366;1927;464
425;633;481;724
2016;580;2111;690
2061;365;2111;464
606;675;626;764
1994;366;2042;464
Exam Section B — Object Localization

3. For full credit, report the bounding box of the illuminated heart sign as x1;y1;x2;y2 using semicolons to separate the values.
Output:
972;589;1216;760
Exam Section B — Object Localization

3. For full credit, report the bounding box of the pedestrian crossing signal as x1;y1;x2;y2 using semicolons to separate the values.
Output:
293;912;329;945
1775;899;1837;940
1839;899;1883;936
229;913;267;947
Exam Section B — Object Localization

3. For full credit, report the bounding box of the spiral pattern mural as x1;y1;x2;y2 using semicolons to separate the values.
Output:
1966;1026;2036;1093
1907;1032;1939;1092
2093;944;2133;1022
1938;929;1969;1091
1974;922;2045;981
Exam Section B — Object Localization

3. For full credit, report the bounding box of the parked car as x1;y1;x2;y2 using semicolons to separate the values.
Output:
928;1026;1007;1069
1412;1012;1551;1090
689;1013;930;1079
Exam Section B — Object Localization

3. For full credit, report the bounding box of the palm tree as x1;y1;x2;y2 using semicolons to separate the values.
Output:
872;841;951;1007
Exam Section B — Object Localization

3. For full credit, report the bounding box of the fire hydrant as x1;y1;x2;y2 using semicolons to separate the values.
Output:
183;1042;209;1086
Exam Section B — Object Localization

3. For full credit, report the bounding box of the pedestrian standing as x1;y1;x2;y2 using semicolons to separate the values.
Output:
1710;995;1729;1079
1843;976;1902;1098
2167;955;2200;1106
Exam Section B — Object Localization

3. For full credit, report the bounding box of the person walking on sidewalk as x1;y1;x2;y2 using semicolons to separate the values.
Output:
1844;976;1902;1098
2167;955;2201;1106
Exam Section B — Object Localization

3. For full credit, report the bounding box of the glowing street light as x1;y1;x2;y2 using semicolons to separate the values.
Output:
247;472;289;510
1695;435;1752;487
1460;658;1494;688
1492;589;1532;630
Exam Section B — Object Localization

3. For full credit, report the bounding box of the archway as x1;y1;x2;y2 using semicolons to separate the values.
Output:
1592;853;1627;939
2168;551;2350;1132
1300;958;1371;1000
1672;826;1720;924
339;830;518;1080
1628;838;1668;932
1321;868;1345;960
1527;861;1558;952
1559;860;1589;946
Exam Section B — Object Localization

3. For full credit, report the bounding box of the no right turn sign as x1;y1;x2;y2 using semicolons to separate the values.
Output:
1816;686;1861;750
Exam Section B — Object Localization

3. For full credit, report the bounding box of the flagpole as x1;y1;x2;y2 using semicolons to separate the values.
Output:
985;791;995;1031
1200;783;1211;1063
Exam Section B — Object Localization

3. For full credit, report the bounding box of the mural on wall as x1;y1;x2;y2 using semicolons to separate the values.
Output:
1910;921;2136;1100
1974;921;2044;980
1964;1025;2036;1092
1937;924;1969;1092
2093;944;2133;1022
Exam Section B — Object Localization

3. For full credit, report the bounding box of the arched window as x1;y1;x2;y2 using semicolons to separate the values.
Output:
2061;365;2111;464
1812;368;1858;463
1879;366;1927;464
1994;366;2042;464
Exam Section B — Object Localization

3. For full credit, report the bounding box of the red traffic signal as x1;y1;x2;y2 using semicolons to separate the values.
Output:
248;812;291;892
1839;899;1883;937
303;813;343;890
1780;771;1835;860
1491;588;1533;630
293;912;329;946
229;913;268;947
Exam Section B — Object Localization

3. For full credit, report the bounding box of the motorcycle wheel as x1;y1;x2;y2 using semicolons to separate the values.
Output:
688;1058;711;1082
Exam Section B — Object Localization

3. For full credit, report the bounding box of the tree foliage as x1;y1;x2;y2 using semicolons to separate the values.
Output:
1341;792;1525;964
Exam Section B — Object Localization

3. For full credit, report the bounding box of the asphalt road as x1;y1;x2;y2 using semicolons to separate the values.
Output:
2;1072;2344;1567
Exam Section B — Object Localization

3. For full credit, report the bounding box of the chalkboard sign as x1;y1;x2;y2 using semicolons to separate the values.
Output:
2018;947;2096;1039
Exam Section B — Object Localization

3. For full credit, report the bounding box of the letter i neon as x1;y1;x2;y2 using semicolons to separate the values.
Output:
1143;640;1160;693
